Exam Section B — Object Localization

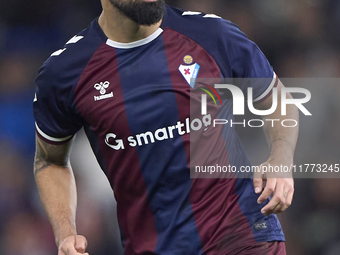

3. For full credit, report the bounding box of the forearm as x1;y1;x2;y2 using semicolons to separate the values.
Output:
34;135;77;247
34;164;77;246
255;81;297;214
263;116;298;162
262;82;299;162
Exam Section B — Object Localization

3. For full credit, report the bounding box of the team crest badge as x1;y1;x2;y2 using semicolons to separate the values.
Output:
178;56;200;88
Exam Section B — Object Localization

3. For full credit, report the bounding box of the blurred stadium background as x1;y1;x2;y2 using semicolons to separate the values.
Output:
0;0;340;254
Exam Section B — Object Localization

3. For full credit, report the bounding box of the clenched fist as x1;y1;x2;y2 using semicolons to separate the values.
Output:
58;235;89;255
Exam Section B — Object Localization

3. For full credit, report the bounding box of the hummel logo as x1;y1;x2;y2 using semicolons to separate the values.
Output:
254;221;267;230
94;81;114;101
94;81;110;95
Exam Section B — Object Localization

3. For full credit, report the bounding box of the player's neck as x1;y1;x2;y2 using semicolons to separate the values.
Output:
98;4;162;43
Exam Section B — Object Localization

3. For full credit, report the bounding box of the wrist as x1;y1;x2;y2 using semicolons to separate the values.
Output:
269;139;294;160
55;227;77;247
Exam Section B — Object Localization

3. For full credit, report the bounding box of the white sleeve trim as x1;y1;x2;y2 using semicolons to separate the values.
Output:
35;123;73;142
253;72;277;103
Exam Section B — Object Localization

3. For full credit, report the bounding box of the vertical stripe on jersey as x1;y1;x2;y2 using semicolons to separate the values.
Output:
115;34;202;254
74;43;158;254
162;28;264;254
162;28;241;254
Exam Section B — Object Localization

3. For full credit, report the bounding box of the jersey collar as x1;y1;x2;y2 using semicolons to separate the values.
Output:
105;27;163;49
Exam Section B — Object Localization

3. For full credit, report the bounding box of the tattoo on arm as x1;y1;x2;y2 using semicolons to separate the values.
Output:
34;138;52;174
34;136;72;176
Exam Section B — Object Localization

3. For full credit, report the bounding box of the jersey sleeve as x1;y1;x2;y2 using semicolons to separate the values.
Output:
33;59;83;144
221;21;277;102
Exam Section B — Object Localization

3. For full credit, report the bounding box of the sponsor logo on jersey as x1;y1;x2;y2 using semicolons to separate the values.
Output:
105;114;212;150
94;81;114;101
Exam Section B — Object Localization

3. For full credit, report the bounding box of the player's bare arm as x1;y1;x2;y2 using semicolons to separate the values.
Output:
254;80;298;216
34;135;89;255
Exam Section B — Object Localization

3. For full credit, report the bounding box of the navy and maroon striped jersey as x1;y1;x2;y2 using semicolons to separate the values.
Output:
34;5;284;255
